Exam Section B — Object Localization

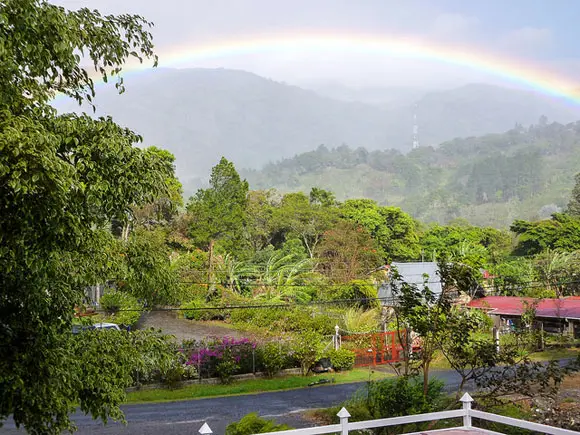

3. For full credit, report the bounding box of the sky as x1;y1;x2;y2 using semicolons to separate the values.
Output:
55;0;580;90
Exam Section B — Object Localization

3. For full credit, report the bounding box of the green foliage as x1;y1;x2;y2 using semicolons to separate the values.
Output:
420;223;511;267
340;199;420;260
187;157;249;253
316;221;383;283
229;305;334;335
511;213;580;255
326;348;355;371
271;191;338;258
340;376;445;431
225;412;292;435
245;125;580;228
257;341;289;377
366;376;444;418
0;1;168;431
490;258;536;296
180;299;218;321
98;290;143;327
340;307;380;333
290;330;325;375
122;228;179;306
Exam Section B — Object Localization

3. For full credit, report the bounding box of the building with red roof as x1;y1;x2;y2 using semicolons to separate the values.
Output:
468;296;580;337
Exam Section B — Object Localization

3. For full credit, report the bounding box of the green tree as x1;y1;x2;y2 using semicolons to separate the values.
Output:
340;199;420;260
567;172;580;217
309;187;336;207
187;157;249;294
129;147;183;231
121;228;179;306
511;213;580;255
316;221;382;283
0;1;168;432
272;192;337;258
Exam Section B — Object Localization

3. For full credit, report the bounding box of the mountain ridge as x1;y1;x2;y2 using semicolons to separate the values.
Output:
52;67;580;192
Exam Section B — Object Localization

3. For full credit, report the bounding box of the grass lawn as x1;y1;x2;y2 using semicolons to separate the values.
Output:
530;347;579;361
429;347;579;370
125;368;389;404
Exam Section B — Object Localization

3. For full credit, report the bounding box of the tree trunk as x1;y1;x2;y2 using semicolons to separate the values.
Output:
207;239;215;300
423;360;430;397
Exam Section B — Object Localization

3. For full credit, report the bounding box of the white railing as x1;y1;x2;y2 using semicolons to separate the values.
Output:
196;393;580;435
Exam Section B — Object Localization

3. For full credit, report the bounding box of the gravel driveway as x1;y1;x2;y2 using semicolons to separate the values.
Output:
136;310;244;342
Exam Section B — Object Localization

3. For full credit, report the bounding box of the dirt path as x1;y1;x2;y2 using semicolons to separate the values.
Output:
136;310;243;342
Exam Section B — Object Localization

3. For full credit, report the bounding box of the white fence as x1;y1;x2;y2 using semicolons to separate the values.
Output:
196;393;579;435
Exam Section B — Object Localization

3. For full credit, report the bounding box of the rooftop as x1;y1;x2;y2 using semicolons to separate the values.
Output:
468;296;580;320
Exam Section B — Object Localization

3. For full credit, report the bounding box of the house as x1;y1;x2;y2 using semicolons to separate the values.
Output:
377;262;444;305
468;296;580;338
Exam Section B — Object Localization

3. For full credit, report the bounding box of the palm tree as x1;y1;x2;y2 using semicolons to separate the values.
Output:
535;249;580;297
254;251;314;302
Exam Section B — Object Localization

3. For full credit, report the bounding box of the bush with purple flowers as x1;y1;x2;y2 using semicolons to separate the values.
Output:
185;337;257;383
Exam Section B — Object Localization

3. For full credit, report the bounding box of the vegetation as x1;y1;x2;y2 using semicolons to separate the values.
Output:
97;291;143;328
226;413;292;435
125;369;391;403
4;1;580;432
0;0;174;432
244;123;580;228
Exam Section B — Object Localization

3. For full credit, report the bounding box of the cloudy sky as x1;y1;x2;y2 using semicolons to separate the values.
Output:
57;0;580;89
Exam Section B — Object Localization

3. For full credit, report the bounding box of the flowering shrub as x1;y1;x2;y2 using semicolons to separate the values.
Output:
185;337;257;383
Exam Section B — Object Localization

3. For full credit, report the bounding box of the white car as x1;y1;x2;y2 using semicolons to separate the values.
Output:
72;322;121;334
91;322;121;331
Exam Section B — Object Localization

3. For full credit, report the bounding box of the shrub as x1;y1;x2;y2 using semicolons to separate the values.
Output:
341;307;379;333
98;290;143;327
364;376;444;418
225;412;292;435
181;299;217;321
257;341;289;377
290;330;324;375
230;305;335;335
185;337;256;382
327;280;379;309
326;348;355;371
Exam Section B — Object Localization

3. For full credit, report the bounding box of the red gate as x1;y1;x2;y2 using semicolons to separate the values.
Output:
341;330;419;367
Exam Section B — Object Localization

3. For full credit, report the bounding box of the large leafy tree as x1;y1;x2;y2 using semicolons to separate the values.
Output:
340;199;420;260
271;191;338;258
315;220;382;283
0;0;172;432
511;213;580;255
187;157;249;293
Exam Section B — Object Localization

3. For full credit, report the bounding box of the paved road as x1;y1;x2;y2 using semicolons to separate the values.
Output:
1;370;461;435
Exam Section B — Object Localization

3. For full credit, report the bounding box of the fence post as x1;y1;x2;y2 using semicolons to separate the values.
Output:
199;422;213;434
337;407;350;435
335;325;340;350
460;393;473;428
492;327;500;353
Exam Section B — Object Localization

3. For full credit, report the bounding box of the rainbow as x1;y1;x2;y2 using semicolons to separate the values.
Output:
86;33;580;104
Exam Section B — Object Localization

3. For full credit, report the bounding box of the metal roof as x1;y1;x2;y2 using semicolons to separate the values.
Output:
468;296;580;320
377;262;443;303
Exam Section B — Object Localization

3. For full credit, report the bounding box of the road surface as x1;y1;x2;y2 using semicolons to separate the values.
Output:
1;370;462;434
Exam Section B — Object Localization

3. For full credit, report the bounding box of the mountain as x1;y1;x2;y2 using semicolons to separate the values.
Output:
53;68;580;191
304;83;431;107
243;121;580;228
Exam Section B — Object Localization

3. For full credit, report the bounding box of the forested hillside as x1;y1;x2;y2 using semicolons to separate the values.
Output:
53;68;580;189
243;120;580;228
